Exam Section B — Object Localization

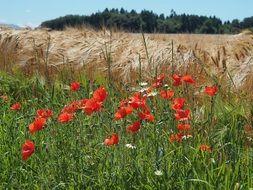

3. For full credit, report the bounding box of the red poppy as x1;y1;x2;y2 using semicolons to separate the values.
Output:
29;117;47;134
93;86;107;102
172;98;186;110
160;90;174;99
119;99;129;107
70;82;80;91
22;140;35;161
177;123;191;131
152;74;165;88
199;144;212;153
172;74;182;86
61;101;81;114
58;112;74;123
169;132;183;143
10;103;21;110
205;86;218;96
129;92;146;109
126;121;141;133
114;106;133;120
79;98;88;107
139;110;155;122
104;133;119;146
36;109;53;119
83;98;102;115
175;109;190;121
181;75;195;84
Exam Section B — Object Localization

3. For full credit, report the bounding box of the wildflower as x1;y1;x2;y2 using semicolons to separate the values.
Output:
126;121;141;133
181;75;195;84
61;100;81;114
70;82;80;91
160;90;174;99
154;170;163;176
153;74;165;88
172;98;186;110
114;106;133;120
58;112;74;123
172;74;182;86
104;133;119;146
199;144;212;153
125;144;136;149
169;132;183;143
10;103;21;111
182;134;193;139
140;82;148;87
177;123;191;131
205;86;218;96
174;109;190;121
129;92;146;109
22;140;35;161
93;86;107;102
29;117;46;134
139;110;155;122
36;109;53;119
83;98;102;115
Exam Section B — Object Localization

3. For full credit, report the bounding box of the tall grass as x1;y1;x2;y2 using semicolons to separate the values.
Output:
0;67;253;189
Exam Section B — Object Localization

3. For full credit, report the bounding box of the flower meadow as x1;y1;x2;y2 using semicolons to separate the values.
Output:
0;71;253;190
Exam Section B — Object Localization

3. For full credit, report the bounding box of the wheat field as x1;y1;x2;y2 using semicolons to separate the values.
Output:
0;27;253;87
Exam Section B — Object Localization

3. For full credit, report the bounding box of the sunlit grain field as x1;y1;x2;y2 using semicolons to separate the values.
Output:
0;27;253;189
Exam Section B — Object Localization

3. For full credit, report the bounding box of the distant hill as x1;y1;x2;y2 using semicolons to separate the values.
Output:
0;23;22;30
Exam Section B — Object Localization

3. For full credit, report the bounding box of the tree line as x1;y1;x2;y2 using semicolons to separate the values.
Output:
40;8;253;34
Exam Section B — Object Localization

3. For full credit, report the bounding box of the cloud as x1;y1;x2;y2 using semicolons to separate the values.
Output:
25;9;31;13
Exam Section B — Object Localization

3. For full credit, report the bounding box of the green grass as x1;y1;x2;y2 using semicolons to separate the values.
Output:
0;71;253;190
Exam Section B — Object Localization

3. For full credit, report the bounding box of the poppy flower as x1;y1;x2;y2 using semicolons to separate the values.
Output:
199;144;212;153
104;133;119;146
10;103;21;111
114;106;133;120
119;99;129;107
169;132;183;143
70;82;80;91
29;117;47;134
152;74;165;88
174;109;190;121
160;90;174;99
172;74;182;86
205;86;218;96
139;110;155;122
36;109;53;119
129;92;146;109
181;75;195;84
61;101;81;114
126;121;141;133
93;86;107;102
22;140;35;161
177;123;191;131
58;112;74;123
172;98;186;110
83;98;102;115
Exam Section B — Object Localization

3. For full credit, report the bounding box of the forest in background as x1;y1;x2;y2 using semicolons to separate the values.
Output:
41;8;253;34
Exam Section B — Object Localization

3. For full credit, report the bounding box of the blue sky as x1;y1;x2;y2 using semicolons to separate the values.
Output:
0;0;252;27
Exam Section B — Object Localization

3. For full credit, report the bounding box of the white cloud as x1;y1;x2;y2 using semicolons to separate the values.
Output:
25;9;31;13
